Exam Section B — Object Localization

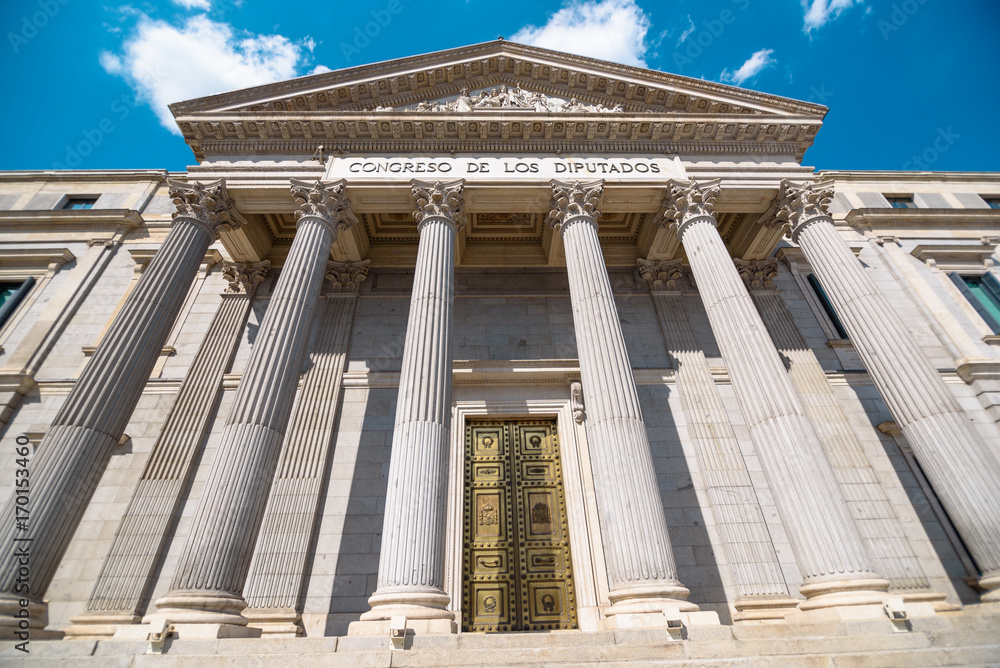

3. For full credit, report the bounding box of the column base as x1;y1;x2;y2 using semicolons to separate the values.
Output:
244;607;303;637
0;594;59;639
978;572;1000;603
733;595;801;621
797;577;890;611
359;589;454;622
605;582;699;615
65;611;141;638
150;590;249;626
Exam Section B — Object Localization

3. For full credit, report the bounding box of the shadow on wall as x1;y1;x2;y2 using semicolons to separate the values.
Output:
858;397;981;605
640;382;731;624
322;387;396;636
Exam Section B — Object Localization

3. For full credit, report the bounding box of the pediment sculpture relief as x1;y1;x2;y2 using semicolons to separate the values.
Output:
372;84;630;113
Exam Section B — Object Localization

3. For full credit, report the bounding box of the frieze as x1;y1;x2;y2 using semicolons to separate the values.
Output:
327;155;685;182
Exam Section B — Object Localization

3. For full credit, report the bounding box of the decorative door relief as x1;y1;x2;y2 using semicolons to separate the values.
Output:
463;419;577;631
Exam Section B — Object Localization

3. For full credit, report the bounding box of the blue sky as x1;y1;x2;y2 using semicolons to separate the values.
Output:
2;0;998;173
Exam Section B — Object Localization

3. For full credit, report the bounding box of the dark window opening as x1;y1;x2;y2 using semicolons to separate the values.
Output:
62;197;97;210
949;272;1000;334
0;277;36;329
807;273;849;339
885;196;916;209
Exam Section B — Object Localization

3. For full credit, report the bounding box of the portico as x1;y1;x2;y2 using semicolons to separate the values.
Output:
2;41;998;648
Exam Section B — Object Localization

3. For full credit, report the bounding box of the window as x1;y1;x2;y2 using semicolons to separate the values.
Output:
807;273;848;339
62;197;97;210
885;196;916;209
0;278;36;329
949;273;1000;334
983;197;1000;210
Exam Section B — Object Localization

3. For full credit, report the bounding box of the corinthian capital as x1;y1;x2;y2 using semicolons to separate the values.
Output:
546;180;604;231
325;259;371;293
411;179;467;229
733;258;778;292
290;179;358;231
168;179;243;236
654;180;721;236
636;258;686;292
222;260;271;295
774;180;835;241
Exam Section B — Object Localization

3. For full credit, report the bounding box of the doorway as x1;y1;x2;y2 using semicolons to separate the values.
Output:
462;418;578;631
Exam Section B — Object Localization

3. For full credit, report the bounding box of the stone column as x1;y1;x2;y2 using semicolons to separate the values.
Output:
153;180;356;631
244;260;369;636
360;180;464;627
549;180;694;616
739;258;951;608
773;180;1000;602
661;180;888;611
0;180;240;637
64;262;269;637
637;259;798;620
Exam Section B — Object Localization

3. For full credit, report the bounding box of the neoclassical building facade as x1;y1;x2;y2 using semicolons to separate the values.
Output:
1;41;999;662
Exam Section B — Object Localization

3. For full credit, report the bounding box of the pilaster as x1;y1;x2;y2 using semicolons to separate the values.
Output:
773;179;1000;603
244;260;368;636
151;180;356;635
638;259;798;621
0;180;241;637
65;261;269;638
738;258;949;610
660;180;889;613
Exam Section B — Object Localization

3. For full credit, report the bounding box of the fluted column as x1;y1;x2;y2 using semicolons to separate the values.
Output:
153;180;356;628
361;180;464;623
550;181;693;615
0;180;240;636
739;259;948;606
661;180;888;610
244;260;368;636
637;259;797;620
774;180;1000;602
64;262;269;637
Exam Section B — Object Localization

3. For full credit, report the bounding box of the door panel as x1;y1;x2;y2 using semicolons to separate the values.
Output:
463;419;577;632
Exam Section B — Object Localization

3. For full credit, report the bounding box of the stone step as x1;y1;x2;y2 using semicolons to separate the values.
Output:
2;622;998;668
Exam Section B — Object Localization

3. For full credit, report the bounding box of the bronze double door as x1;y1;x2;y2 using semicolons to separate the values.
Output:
462;419;578;632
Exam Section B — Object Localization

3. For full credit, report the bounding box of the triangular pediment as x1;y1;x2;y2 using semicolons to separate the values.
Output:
171;41;826;162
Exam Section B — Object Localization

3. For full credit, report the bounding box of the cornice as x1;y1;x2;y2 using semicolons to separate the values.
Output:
170;41;826;119
817;170;1000;185
0;170;173;183
0;209;144;231
845;208;1000;232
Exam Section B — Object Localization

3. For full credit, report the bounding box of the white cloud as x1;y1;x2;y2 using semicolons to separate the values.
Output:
676;15;695;46
309;64;332;75
802;0;860;32
172;0;212;9
720;48;775;86
511;0;651;68
100;15;315;134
